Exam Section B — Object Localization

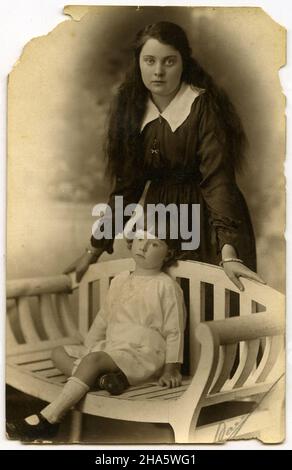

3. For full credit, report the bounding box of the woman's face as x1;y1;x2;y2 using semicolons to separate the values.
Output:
139;38;183;98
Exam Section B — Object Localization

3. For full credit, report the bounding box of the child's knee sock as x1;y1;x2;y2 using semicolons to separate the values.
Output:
40;376;89;424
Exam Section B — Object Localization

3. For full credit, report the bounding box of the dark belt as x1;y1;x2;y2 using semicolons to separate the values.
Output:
146;169;198;184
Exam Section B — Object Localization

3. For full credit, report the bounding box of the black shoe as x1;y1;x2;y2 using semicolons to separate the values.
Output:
98;372;129;395
6;413;59;441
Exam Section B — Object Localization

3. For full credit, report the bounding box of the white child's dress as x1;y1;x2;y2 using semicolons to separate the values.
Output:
65;271;185;385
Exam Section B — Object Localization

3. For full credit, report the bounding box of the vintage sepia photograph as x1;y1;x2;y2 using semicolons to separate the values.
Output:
5;4;285;445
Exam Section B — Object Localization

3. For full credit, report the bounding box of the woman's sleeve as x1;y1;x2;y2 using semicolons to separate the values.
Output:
90;176;146;253
197;93;244;255
161;281;186;364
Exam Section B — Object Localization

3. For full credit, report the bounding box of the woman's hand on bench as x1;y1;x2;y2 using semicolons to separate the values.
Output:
221;244;265;292
223;262;266;292
63;247;103;283
158;363;182;389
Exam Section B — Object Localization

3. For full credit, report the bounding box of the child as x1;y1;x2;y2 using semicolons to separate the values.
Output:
7;229;186;440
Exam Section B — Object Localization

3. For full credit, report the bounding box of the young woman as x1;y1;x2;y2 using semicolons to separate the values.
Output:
65;21;264;290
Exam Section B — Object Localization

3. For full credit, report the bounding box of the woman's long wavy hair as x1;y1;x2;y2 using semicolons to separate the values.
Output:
106;21;247;182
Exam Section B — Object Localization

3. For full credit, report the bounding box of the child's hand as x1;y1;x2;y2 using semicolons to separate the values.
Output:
158;364;182;389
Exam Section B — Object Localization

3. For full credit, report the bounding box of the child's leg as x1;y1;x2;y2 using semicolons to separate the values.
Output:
51;346;75;377
6;352;126;439
40;351;119;424
98;372;129;395
73;350;120;387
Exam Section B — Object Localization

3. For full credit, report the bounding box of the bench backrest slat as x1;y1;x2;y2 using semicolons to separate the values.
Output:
40;294;63;340
17;297;40;343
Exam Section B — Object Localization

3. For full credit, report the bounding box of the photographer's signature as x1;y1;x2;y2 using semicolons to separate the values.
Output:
214;416;246;442
213;373;285;443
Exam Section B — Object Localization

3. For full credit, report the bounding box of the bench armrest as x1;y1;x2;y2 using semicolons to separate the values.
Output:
7;274;72;299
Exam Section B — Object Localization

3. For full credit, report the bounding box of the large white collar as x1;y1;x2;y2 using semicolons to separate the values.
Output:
140;82;205;133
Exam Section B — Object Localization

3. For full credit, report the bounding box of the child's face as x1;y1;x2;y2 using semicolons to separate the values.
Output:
132;231;170;271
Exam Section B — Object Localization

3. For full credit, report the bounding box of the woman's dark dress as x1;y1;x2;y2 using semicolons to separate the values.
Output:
91;91;256;270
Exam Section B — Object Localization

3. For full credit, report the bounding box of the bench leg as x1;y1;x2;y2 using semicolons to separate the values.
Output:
170;405;201;443
171;415;197;444
69;410;83;442
171;423;191;444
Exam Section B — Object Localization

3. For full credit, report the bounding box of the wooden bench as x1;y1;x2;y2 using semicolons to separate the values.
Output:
6;259;285;443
